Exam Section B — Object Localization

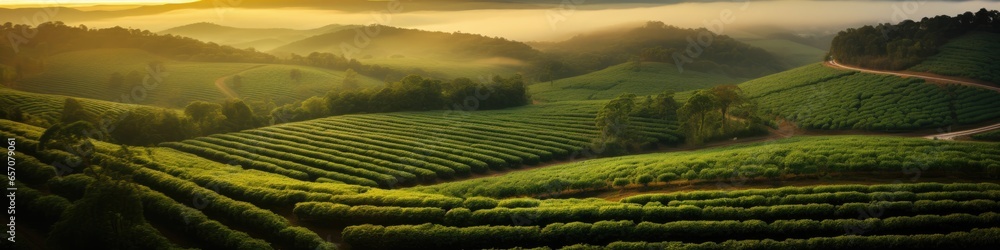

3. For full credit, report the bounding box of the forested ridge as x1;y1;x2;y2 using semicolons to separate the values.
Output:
829;8;1000;70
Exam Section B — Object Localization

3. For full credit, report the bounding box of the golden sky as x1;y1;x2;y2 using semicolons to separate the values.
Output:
0;0;197;6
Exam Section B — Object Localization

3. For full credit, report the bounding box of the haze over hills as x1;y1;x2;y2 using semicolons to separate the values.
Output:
157;22;355;51
3;2;1000;250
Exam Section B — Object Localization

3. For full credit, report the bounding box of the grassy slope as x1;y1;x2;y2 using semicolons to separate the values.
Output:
16;48;380;108
229;64;383;104
530;62;745;102
676;63;1000;131
909;32;1000;85
0;86;165;124
161;102;682;187
407;135;1000;198
742;38;826;68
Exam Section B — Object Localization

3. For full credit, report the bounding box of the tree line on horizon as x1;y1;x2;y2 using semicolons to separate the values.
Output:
829;8;1000;70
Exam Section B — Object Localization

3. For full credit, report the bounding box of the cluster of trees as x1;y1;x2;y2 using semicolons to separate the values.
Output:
343;212;1000;249
271;74;529;123
45;97;270;146
593;91;679;155
679;85;768;144
830;8;1000;70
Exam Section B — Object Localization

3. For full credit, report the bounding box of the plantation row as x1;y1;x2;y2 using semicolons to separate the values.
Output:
621;182;1000;204
751;72;1000;130
737;64;856;99
559;227;1000;250
295;199;1000;227
0;120;338;249
342;212;1000;249
409;136;1000;198
908;32;1000;85
973;129;1000;141
0;87;137;123
164;109;681;187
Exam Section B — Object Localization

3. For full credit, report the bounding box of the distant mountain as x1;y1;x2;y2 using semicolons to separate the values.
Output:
271;25;541;61
158;23;354;51
529;21;788;79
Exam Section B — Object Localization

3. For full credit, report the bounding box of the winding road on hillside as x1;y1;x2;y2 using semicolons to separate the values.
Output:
824;60;1000;140
215;65;267;99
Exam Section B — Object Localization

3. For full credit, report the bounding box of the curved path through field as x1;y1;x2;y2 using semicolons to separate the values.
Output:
214;65;267;99
825;60;1000;140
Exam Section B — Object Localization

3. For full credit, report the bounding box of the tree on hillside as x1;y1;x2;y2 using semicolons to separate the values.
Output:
633;91;679;119
594;93;639;155
679;90;719;143
110;107;194;146
222;99;258;131
184;101;227;135
710;85;746;133
61;98;96;125
37;121;96;152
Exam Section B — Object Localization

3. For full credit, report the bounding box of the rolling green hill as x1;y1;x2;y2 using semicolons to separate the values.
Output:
409;136;1000;198
15;48;381;108
271;25;537;79
529;62;745;102
0;87;157;126
161;103;683;187
909;31;1000;85
678;63;1000;131
6;118;998;249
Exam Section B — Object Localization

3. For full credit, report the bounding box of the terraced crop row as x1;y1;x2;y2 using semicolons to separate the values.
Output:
409;136;1000;198
751;72;1000;130
164;110;681;187
0;120;338;250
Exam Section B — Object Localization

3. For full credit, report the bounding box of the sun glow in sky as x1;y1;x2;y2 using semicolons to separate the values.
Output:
0;0;197;7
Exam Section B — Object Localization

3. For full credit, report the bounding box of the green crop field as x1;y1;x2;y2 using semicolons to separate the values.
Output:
228;64;383;104
6;117;999;249
16;48;380;108
530;62;744;102
161;104;683;187
909;32;1000;85
409;136;1000;198
0;87;154;124
724;63;1000;130
972;129;1000;141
